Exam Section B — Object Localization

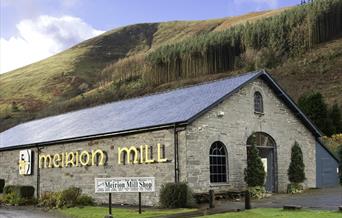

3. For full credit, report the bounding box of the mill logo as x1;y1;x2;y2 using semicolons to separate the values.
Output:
19;149;32;175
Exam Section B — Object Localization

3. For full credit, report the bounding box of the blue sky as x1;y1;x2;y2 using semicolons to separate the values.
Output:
0;0;299;73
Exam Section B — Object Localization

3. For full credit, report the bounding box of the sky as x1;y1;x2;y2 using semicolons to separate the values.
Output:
0;0;299;74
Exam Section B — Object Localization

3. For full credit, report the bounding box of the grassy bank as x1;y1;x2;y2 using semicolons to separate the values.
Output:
59;206;195;218
204;208;341;218
58;207;341;218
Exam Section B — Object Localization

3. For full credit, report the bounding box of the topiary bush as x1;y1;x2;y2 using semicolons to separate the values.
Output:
244;144;265;187
287;141;306;193
159;182;194;208
288;141;306;184
0;179;5;193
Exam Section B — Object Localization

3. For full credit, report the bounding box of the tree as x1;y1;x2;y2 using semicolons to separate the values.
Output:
288;141;306;183
245;144;265;187
329;103;342;134
298;92;333;136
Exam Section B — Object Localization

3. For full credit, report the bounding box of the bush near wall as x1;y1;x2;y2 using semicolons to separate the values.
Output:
287;141;306;193
3;185;35;199
2;185;35;205
159;183;194;208
38;187;94;208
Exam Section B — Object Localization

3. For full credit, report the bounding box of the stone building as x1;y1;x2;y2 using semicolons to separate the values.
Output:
0;70;339;206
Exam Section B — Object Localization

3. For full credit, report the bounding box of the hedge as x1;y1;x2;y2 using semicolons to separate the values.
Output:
159;182;193;208
3;185;35;199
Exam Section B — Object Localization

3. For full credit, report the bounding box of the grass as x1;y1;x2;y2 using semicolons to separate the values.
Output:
58;207;341;218
58;206;196;218
203;208;341;218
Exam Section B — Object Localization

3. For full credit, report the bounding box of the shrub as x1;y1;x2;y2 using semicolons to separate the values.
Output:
4;185;17;194
39;192;60;208
244;144;265;187
159;183;193;208
59;187;82;207
287;183;304;194
3;185;35;199
248;186;266;199
3;192;22;205
39;187;94;208
0;179;4;193
76;195;94;206
2;185;35;205
288;141;306;183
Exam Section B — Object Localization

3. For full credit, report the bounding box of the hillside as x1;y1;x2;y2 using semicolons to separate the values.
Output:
0;0;341;133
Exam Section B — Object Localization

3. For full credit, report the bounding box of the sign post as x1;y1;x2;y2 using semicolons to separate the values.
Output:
109;193;112;217
138;192;142;214
95;177;155;217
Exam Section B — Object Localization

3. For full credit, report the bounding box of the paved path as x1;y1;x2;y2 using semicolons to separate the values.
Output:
209;187;342;211
253;186;342;210
0;206;65;218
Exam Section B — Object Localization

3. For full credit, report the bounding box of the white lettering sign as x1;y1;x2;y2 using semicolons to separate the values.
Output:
19;149;32;175
95;177;155;193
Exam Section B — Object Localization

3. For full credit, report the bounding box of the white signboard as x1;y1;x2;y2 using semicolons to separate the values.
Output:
19;149;32;175
95;177;155;193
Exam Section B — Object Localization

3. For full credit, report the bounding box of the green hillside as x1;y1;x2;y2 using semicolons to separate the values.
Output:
0;0;341;133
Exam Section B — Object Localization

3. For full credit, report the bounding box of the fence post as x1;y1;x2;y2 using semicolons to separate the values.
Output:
245;190;251;210
209;189;215;208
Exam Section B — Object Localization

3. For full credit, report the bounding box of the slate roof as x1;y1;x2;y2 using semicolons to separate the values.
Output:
0;70;323;150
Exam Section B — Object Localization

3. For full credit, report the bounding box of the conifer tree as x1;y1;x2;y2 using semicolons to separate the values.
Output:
245;144;265;187
329;103;342;134
298;92;333;136
288;141;306;183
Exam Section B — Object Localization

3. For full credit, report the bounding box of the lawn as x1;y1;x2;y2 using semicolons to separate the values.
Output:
59;206;196;218
203;208;341;218
59;207;341;218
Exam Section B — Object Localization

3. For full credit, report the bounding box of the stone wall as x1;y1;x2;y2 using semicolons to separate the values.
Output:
0;129;177;206
185;78;316;193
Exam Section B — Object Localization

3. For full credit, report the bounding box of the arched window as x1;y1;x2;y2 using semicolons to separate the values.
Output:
254;91;264;113
209;141;227;183
247;132;275;147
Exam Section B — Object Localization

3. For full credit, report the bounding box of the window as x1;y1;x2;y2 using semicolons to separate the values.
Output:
247;132;275;147
209;141;227;183
254;91;263;113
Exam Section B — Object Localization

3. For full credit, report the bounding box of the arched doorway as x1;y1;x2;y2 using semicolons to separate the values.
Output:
246;132;277;192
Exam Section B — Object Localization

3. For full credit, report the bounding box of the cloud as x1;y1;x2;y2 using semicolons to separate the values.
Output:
0;15;104;74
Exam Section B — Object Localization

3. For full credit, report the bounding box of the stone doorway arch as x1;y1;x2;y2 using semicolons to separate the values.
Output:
247;132;277;192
